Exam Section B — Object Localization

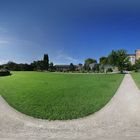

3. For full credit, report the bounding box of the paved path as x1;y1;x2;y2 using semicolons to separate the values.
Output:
1;74;140;140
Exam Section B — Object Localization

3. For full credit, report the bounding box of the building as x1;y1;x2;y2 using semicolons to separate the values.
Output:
54;64;83;72
89;63;97;71
99;64;118;73
128;54;136;65
136;50;140;60
76;64;83;71
128;50;140;65
54;65;70;72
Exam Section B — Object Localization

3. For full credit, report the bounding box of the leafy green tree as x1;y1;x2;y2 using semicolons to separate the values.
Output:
19;63;33;71
125;62;133;71
108;49;129;73
99;57;108;65
84;58;97;71
134;59;140;72
36;60;44;70
4;61;20;71
31;61;38;70
108;50;118;66
3;61;33;71
31;60;44;71
85;58;97;64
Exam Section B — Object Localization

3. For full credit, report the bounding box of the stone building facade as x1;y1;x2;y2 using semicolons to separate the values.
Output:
128;50;140;65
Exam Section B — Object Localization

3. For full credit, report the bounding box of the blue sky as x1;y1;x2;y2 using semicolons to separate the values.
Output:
0;0;140;64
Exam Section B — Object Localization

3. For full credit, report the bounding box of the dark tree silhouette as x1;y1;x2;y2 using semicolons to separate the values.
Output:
49;62;54;72
43;54;49;70
69;63;75;71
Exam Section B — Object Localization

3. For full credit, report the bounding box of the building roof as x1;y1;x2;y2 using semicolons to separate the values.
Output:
55;65;70;67
128;54;136;56
55;64;78;68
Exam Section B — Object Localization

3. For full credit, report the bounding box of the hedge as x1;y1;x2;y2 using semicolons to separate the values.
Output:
0;70;11;76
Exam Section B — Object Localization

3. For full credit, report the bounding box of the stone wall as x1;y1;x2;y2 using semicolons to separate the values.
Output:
136;50;140;60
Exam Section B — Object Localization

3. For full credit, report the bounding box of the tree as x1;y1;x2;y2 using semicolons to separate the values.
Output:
108;50;118;66
99;57;108;65
37;60;44;70
85;58;97;64
0;54;52;72
134;59;140;72
84;58;97;71
125;62;133;71
69;63;75;71
31;60;44;71
19;63;33;71
93;64;100;73
2;61;34;71
49;62;54;72
108;49;129;73
43;54;49;70
31;61;38;70
5;61;20;71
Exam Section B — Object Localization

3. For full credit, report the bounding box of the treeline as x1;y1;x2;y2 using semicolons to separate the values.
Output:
84;49;140;73
1;50;140;73
99;49;140;73
0;54;55;71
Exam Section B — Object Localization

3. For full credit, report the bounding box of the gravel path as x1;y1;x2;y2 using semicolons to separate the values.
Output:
1;74;140;140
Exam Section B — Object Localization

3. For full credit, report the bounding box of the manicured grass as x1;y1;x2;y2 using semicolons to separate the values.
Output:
0;72;124;120
132;73;140;88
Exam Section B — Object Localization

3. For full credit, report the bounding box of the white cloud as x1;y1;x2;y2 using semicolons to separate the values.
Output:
0;40;9;44
56;51;79;64
0;59;9;65
0;38;37;46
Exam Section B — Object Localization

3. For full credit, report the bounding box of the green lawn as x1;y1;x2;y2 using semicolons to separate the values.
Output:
132;73;140;88
0;72;124;120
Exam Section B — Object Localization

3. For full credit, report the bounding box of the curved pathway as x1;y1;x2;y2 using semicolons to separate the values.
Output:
1;74;140;140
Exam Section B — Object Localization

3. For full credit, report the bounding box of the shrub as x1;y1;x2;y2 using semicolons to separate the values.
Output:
0;69;11;76
107;68;113;73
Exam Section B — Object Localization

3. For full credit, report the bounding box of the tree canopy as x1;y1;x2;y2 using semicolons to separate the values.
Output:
84;58;97;71
108;49;129;73
99;57;108;65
